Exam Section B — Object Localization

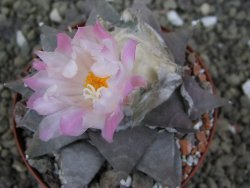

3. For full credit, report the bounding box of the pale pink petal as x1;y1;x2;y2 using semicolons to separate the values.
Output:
56;33;72;55
93;88;121;114
73;26;94;43
62;60;78;78
91;59;119;77
121;39;138;71
32;96;67;115
23;71;49;91
123;75;147;96
130;75;147;88
32;59;46;71
82;111;106;130
36;51;69;66
24;70;82;92
102;107;124;142
123;81;133;97
60;109;86;136
39;110;64;141
26;91;43;108
94;21;112;40
99;38;118;61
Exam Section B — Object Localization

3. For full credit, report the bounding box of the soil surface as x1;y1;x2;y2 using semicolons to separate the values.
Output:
0;0;249;188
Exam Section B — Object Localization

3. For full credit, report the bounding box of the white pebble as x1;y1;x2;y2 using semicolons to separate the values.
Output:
242;79;250;99
120;176;132;187
195;151;201;157
165;127;178;133
39;22;44;26
193;157;199;165
167;10;184;26
121;9;133;22
50;8;62;23
191;19;200;26
194;120;203;130
16;30;27;47
187;155;194;166
228;125;236;134
152;183;163;188
200;3;210;15
176;139;180;149
201;16;218;27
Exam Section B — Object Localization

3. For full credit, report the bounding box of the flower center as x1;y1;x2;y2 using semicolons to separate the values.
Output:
83;72;110;102
84;72;109;90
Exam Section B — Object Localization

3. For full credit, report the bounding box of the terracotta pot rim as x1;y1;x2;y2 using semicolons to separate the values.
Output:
11;26;218;188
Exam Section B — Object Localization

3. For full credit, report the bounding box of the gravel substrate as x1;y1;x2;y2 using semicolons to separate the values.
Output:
0;0;249;188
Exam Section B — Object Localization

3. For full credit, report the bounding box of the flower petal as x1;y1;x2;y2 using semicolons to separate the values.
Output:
32;96;67;115
23;71;49;91
83;111;106;130
36;51;69;66
62;60;78;78
102;107;124;142
56;33;72;55
123;75;147;96
32;59;46;71
39;110;63;141
26;91;43;108
121;39;138;70
94;21;112;40
130;75;147;88
60;109;86;136
91;59;119;77
94;88;121;114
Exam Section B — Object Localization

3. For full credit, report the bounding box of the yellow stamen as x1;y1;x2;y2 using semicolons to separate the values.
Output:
84;72;109;90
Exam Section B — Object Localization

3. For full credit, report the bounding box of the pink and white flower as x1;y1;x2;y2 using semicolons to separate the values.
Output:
24;22;147;142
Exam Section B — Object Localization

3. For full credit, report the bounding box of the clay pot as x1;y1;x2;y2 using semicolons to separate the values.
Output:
11;26;218;188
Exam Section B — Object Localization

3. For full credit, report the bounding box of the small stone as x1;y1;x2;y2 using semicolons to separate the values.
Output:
221;142;232;153
152;183;163;188
187;155;194;166
201;16;218;27
198;74;207;81
167;10;184;26
196;131;207;142
0;51;8;62
1;149;9;158
198;183;208;188
194;120;203;130
242;79;250;99
202;113;210;123
197;142;206;153
188;53;196;64
120;176;132;187
220;155;236;167
191;147;197;155
227;74;242;86
27;30;36;40
163;0;177;9
132;171;153;188
206;177;218;188
0;117;8;134
200;3;211;15
179;139;192;155
16;30;28;48
50;8;62;23
210;137;219;153
193;63;201;76
100;170;127;188
14;56;26;67
184;165;192;174
12;160;26;172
